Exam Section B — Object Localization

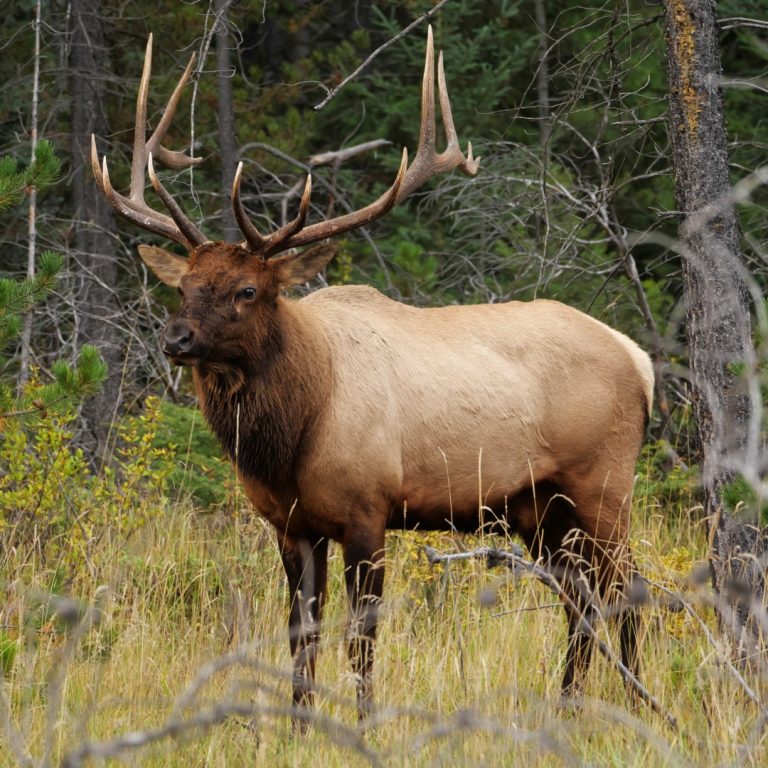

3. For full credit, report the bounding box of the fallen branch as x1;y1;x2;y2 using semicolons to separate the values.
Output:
424;545;678;730
61;700;381;768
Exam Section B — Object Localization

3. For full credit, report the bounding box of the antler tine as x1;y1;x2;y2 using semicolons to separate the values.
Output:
92;136;188;246
263;175;313;257
146;48;203;170
395;25;479;203
148;154;208;246
93;34;208;250
278;148;408;252
436;51;480;177
131;36;203;195
130;35;153;201
414;25;438;169
90;133;105;188
232;162;267;251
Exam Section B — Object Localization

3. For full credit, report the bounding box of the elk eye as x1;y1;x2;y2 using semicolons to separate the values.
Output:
240;287;257;301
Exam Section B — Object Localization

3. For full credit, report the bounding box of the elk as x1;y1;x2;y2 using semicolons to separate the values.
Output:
92;29;653;724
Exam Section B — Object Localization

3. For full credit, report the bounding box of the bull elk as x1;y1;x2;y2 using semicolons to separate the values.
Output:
92;29;653;723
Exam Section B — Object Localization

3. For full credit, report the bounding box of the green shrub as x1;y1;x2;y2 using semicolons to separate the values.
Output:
635;438;699;514
135;400;236;509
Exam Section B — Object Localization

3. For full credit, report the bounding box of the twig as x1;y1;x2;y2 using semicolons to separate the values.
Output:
409;707;582;766
425;545;678;730
313;0;454;111
719;16;768;31
309;139;391;167
491;602;562;618
61;701;382;768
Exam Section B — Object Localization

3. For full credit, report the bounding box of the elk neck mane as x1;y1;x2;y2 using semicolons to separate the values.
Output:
191;299;329;490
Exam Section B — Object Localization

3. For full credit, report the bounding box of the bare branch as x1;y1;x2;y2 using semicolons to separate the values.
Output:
309;139;391;167
313;0;454;111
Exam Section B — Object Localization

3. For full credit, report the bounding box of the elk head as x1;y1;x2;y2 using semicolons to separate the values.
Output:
92;29;479;368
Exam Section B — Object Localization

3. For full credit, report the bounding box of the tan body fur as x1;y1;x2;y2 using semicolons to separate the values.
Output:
232;285;652;546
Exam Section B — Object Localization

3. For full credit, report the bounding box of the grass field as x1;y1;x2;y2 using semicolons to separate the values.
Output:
1;449;766;766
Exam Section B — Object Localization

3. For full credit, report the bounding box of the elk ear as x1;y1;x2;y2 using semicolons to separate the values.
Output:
137;244;190;287
272;242;338;288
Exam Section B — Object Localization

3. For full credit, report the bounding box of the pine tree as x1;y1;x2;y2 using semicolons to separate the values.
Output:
0;141;107;423
0;139;59;213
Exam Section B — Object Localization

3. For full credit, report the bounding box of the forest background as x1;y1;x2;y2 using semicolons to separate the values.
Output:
4;0;766;465
1;0;768;765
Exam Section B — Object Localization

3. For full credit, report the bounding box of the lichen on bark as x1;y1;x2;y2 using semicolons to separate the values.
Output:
668;0;706;141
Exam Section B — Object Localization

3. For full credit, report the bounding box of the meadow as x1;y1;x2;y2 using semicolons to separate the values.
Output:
1;406;765;767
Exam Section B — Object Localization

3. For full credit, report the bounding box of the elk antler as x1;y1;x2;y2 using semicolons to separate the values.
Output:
232;164;315;254
91;35;208;249
232;25;479;259
395;25;480;203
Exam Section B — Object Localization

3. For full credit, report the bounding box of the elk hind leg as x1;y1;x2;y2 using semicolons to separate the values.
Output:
617;553;644;693
516;489;597;702
573;483;643;696
555;531;599;701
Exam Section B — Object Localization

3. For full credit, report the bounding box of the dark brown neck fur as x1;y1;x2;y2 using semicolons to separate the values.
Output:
192;300;328;491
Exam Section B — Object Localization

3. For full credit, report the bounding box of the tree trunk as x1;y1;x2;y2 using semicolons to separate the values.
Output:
69;0;123;464
663;0;766;653
17;0;42;393
533;0;551;148
215;0;239;240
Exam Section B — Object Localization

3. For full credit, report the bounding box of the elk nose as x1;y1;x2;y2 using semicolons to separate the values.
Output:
163;321;194;357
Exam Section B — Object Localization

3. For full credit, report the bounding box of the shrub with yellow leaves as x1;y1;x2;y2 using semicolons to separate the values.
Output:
0;396;171;573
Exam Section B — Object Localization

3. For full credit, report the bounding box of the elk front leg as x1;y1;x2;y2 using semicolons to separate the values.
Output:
279;534;328;728
343;527;385;724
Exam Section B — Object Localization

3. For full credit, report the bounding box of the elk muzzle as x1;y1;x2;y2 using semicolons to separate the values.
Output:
162;318;197;362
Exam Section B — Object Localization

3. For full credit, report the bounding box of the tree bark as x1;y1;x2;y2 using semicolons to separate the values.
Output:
663;0;765;653
69;0;123;464
215;0;239;240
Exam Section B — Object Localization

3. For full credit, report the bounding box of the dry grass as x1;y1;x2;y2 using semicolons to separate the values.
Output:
1;496;766;767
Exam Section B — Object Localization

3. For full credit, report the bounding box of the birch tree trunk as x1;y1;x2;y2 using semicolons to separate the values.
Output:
663;0;766;653
18;0;42;392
